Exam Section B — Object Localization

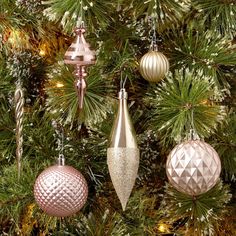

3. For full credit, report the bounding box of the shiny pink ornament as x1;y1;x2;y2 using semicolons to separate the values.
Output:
64;25;96;66
64;23;96;109
34;164;88;217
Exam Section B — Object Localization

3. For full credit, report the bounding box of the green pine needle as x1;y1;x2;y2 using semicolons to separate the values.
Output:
160;181;232;235
165;27;236;86
46;62;113;127
192;0;236;36
147;69;225;144
43;0;112;33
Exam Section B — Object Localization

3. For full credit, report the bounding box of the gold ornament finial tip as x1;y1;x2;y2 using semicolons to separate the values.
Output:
121;202;127;211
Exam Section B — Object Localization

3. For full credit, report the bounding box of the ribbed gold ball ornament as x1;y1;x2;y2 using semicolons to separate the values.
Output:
34;163;88;217
166;140;221;196
139;50;169;82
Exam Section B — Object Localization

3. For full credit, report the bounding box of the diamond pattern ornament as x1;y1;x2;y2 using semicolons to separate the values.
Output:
107;88;139;211
166;140;221;196
34;164;88;217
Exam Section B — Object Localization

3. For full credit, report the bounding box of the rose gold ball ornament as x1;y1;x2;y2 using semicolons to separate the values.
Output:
166;140;221;196
34;158;88;217
107;88;139;211
139;50;169;83
64;21;96;109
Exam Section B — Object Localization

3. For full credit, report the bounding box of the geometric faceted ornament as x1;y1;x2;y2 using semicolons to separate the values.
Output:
166;140;221;196
34;164;88;217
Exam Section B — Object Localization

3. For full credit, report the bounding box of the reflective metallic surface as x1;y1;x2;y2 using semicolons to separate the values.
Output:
139;50;169;82
64;26;96;65
109;89;138;148
34;165;88;217
74;77;86;109
107;89;139;210
166;140;221;196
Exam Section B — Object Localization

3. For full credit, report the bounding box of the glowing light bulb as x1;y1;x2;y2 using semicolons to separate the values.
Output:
158;223;168;233
39;50;46;56
56;82;64;88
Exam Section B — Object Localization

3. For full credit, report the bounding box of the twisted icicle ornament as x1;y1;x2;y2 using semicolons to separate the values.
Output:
14;81;24;179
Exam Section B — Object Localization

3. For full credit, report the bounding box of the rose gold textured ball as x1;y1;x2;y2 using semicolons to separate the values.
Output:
166;140;221;196
139;51;169;82
34;165;88;217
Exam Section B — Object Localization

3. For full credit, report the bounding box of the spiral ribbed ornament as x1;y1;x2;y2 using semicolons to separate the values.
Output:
139;51;169;82
14;82;24;179
166;140;221;196
34;165;88;217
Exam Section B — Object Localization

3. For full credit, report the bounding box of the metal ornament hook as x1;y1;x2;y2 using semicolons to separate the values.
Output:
120;74;128;90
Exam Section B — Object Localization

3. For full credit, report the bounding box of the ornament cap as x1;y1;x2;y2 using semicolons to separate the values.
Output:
57;154;65;166
118;88;128;100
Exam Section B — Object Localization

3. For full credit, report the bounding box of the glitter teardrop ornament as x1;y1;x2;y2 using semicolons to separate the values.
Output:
107;88;139;211
166;140;221;196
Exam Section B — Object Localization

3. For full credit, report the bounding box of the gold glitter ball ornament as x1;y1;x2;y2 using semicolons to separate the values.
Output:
34;164;88;217
139;50;169;82
166;140;221;196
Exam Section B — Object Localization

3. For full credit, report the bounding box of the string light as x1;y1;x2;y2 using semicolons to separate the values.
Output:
56;82;64;88
39;49;46;56
39;44;47;56
158;223;169;233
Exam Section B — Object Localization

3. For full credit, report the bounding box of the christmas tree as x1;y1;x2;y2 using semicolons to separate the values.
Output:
0;0;236;235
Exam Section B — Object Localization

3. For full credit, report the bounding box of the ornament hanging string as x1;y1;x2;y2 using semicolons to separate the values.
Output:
189;108;199;141
150;15;158;51
14;79;24;180
77;0;85;28
120;74;127;90
58;127;65;165
52;121;65;165
58;127;65;166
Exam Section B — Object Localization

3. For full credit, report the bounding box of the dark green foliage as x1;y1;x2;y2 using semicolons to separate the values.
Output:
0;0;235;235
146;70;225;145
210;112;236;180
160;181;232;235
192;0;236;36
43;0;113;33
0;97;16;164
46;62;113;127
0;161;38;235
164;27;236;86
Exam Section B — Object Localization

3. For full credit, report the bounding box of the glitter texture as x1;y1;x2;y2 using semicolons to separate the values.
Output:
107;147;139;210
166;140;221;196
